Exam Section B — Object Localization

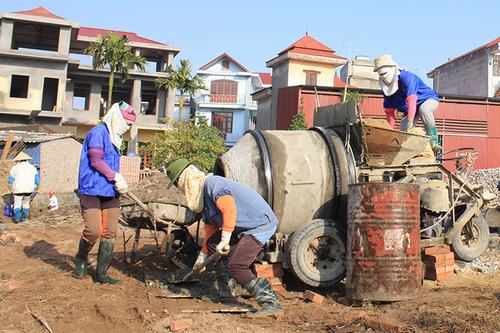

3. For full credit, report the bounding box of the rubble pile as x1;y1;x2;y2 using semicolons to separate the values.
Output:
469;168;500;198
455;249;500;273
122;171;187;206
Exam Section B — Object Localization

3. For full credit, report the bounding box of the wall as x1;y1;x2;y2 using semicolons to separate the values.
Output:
288;59;334;87
0;57;67;112
255;95;272;130
270;61;289;129
432;50;488;97
39;138;81;193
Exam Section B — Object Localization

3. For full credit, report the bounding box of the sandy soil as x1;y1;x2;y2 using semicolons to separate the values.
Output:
0;207;499;333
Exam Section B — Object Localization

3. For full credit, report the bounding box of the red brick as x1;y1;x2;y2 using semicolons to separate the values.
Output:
423;245;450;255
253;263;283;278
170;319;192;332
422;253;454;263
273;284;287;292
268;277;282;286
303;290;325;304
425;270;454;281
366;316;404;332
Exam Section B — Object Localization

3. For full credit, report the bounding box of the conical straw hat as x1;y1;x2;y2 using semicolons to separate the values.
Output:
13;151;32;161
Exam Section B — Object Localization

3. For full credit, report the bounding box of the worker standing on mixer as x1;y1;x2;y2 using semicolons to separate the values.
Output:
374;54;442;153
166;158;283;317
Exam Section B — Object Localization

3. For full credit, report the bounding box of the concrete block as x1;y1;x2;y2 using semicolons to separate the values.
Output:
303;290;325;303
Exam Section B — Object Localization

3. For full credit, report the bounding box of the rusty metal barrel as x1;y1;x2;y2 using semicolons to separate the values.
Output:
346;183;421;301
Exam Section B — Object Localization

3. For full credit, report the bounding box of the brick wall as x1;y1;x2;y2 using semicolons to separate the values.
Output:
40;138;82;194
120;156;141;184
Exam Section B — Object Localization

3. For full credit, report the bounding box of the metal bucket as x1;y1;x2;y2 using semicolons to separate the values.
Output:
346;183;421;301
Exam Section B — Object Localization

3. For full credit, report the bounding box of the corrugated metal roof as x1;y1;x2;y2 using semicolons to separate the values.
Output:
0;131;74;143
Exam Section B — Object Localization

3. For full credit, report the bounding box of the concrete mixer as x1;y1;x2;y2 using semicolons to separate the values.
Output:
214;101;492;287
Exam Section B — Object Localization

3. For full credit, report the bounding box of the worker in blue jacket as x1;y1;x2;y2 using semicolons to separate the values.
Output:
374;54;442;153
166;158;283;317
73;101;136;284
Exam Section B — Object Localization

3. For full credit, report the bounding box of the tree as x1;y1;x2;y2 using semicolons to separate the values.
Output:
85;32;145;111
289;98;307;130
155;59;206;121
149;116;226;172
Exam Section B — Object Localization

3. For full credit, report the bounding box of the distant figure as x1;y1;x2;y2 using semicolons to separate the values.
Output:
48;191;59;211
73;101;137;284
374;54;443;153
8;152;39;223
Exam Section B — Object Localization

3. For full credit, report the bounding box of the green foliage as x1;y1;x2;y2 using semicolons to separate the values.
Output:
149;116;226;172
289;98;307;130
155;59;206;121
345;90;365;104
85;32;146;110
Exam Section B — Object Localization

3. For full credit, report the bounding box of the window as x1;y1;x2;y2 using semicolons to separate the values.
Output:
221;59;230;70
493;55;500;76
10;75;29;98
41;78;59;111
305;72;318;86
73;83;91;110
212;111;233;134
210;80;237;103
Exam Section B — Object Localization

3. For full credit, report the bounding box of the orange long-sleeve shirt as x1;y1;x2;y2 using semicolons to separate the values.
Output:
201;195;237;253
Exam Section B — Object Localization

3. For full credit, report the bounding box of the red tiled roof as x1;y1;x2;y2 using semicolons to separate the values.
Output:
199;52;250;72
258;72;272;85
450;37;500;62
14;6;65;20
334;75;357;88
78;27;166;46
279;34;346;60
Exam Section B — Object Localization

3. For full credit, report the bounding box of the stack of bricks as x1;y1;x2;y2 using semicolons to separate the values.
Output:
422;245;455;281
119;156;141;184
253;263;286;292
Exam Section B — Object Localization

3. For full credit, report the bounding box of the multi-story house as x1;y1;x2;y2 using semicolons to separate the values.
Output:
427;37;500;98
0;7;180;153
193;53;270;146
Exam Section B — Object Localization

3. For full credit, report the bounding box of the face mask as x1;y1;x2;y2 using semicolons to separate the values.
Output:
377;66;397;85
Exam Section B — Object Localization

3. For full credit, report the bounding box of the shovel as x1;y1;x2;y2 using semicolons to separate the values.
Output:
167;245;230;284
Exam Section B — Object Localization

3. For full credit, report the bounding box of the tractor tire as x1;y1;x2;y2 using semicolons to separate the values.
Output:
451;216;490;262
286;219;346;287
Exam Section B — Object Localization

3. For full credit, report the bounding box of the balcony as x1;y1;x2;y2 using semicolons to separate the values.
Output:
197;94;257;108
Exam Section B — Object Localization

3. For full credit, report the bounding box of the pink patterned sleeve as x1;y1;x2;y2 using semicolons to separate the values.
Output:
406;95;418;122
384;108;397;128
89;148;116;181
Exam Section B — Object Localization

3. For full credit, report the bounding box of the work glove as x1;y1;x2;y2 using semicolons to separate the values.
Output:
193;251;208;272
216;231;231;256
114;173;128;194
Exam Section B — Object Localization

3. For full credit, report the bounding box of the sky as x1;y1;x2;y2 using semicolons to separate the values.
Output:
2;1;499;85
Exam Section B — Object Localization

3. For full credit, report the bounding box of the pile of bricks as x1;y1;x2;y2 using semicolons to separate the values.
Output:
253;263;286;292
422;245;455;281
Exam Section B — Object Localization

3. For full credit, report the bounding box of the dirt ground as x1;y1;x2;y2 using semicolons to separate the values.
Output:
0;206;499;333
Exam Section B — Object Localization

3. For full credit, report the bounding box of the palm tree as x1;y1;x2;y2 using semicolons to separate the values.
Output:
85;32;145;111
155;59;206;121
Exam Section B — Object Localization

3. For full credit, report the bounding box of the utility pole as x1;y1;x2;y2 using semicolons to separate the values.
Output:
342;42;354;102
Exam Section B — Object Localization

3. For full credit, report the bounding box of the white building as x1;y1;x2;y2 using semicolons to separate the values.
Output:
427;37;500;98
193;53;270;146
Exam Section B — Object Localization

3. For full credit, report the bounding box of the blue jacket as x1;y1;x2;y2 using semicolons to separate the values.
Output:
78;124;120;197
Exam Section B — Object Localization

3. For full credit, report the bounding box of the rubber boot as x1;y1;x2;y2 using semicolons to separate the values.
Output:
425;125;442;153
95;238;120;284
244;277;283;317
214;261;235;300
12;208;21;223
20;208;29;222
73;238;94;278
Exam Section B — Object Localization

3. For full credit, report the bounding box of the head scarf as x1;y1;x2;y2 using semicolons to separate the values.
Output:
102;102;131;149
177;165;207;213
378;67;401;96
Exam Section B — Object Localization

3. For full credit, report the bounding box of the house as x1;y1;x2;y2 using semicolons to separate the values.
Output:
427;37;500;98
0;130;82;203
254;34;347;130
193;53;270;146
0;7;180;154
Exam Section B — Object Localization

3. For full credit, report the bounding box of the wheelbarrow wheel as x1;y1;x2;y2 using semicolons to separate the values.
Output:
286;219;346;287
451;216;489;262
